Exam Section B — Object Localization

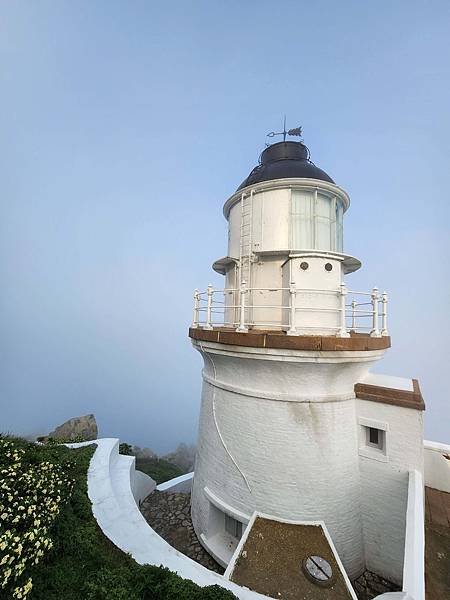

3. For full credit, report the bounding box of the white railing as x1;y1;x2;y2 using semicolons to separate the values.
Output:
191;282;388;338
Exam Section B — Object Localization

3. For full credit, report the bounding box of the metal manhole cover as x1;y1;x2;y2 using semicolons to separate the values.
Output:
302;555;335;587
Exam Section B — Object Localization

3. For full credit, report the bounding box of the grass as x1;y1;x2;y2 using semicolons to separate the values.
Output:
0;437;237;600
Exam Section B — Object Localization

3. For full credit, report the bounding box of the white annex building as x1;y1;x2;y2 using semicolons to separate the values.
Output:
80;132;449;600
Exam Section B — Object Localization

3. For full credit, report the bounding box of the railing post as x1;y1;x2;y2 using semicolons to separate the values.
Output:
236;280;248;333
351;300;357;331
370;286;381;337
204;284;214;330
381;291;389;337
191;289;200;328
337;283;350;338
287;281;298;335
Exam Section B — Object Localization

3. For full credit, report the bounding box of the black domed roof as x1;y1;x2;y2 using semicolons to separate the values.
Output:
237;141;334;190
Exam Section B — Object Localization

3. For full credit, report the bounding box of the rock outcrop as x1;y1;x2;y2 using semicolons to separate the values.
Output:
47;414;98;441
133;446;157;459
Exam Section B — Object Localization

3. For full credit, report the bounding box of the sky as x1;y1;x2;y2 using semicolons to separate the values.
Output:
1;1;449;452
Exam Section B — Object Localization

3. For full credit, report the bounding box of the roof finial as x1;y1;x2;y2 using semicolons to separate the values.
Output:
267;118;303;142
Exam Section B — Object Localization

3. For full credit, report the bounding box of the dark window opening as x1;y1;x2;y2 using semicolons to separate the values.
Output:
369;427;379;445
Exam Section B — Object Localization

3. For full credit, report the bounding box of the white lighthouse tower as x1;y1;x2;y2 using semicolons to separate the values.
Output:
189;131;424;586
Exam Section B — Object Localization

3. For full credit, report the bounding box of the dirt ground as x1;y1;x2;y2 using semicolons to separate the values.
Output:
229;517;353;600
425;487;450;599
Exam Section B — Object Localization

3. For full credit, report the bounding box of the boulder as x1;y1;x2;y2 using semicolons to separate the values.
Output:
48;414;98;441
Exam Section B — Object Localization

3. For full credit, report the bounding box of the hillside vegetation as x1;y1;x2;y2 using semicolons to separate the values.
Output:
0;436;236;600
135;456;184;485
118;442;185;484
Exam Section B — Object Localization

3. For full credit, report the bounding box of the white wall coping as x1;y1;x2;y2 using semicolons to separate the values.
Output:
157;472;194;492
74;439;267;599
204;486;251;524
402;470;425;600
361;373;413;392
373;594;411;599
424;439;450;452
224;511;358;600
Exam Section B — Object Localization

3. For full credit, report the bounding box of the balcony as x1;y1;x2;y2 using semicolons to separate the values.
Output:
191;283;388;339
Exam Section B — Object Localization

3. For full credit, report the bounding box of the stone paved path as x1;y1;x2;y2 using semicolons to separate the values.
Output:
140;491;224;574
352;570;400;600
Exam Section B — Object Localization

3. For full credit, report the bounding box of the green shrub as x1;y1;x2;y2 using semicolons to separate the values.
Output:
118;442;133;456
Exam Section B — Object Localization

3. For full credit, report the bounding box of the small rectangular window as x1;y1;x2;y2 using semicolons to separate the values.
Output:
369;427;379;445
359;418;388;462
366;426;384;451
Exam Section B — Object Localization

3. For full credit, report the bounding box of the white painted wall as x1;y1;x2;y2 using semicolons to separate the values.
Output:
241;252;344;333
423;440;450;493
360;373;413;391
133;466;156;503
255;188;290;252
248;256;285;327
228;201;241;259
356;399;424;585
283;254;342;334
191;340;387;579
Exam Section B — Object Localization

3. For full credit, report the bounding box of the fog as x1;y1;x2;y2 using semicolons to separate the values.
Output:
1;2;449;452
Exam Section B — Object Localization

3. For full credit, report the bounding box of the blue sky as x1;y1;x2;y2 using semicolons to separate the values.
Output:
1;1;449;451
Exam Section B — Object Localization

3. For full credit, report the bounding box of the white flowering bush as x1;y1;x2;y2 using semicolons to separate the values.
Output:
0;437;75;599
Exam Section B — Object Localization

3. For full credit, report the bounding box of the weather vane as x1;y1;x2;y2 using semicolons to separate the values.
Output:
267;116;302;142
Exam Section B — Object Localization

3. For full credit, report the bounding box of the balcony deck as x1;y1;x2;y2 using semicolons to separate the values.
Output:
189;327;391;352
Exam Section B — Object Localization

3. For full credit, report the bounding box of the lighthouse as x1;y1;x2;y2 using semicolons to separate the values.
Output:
188;131;424;586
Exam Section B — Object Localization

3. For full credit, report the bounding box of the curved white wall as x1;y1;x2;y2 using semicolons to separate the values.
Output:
191;341;385;579
75;438;267;600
